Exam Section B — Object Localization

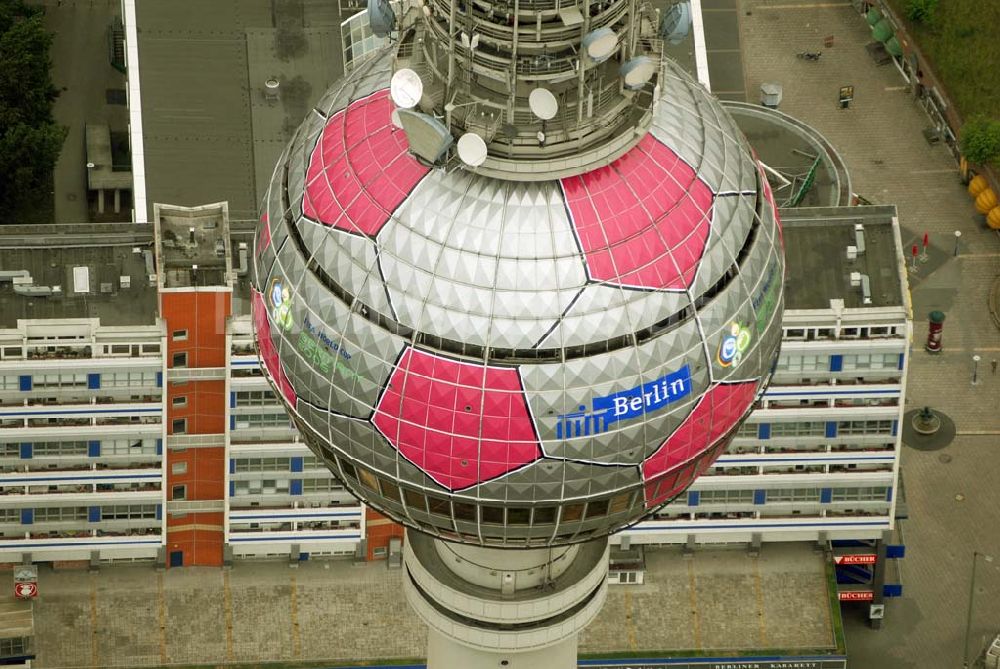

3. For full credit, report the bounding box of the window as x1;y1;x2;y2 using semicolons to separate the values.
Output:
33;507;88;522
698;489;754;504
233;457;291;473
171;485;186;500
841;353;900;371
301;478;344;493
234;390;276;406
100;371;158;387
172;396;187;408
562;503;585;523
776;354;826;373
172;418;187;434
31;441;88;457
172;352;187;368
837;420;894;435
32;372;88;388
830;486;888;502
171;461;188;475
102;439;157;455
770;421;827;437
765;488;821;503
172;330;188;341
0;508;17;523
234;413;292;429
101;504;157;520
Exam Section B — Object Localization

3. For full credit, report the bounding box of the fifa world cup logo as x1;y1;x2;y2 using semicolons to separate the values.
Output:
269;278;294;331
717;322;752;368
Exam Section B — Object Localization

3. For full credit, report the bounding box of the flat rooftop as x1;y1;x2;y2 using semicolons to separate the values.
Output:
779;205;906;310
154;202;233;289
0;222;256;329
0;224;158;329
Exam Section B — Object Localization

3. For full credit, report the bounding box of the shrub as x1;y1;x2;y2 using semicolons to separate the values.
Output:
906;0;938;23
961;116;1000;166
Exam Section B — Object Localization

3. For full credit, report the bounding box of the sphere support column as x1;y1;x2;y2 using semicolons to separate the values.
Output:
403;530;609;669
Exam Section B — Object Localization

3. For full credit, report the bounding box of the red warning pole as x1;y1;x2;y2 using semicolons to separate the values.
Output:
920;233;929;263
910;244;918;273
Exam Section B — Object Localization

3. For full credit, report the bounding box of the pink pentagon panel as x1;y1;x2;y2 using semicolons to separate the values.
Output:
251;289;297;407
257;212;271;257
372;348;542;490
561;135;714;290
302;90;430;236
641;380;758;507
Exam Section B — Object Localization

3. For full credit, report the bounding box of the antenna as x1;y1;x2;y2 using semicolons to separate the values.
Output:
367;0;396;38
457;132;488;167
582;28;618;63
528;88;559;121
660;1;693;45
390;68;423;109
620;57;657;90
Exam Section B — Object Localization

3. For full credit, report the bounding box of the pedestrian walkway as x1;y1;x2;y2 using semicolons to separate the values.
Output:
737;2;1000;668
32;543;835;667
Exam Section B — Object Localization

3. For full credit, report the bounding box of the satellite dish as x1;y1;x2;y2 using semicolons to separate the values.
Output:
620;56;657;90
367;0;396;38
390;68;423;109
660;1;692;45
457;132;488;167
528;88;558;121
582;27;618;62
397;109;453;163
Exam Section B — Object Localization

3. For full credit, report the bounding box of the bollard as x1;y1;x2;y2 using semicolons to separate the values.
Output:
925;311;945;353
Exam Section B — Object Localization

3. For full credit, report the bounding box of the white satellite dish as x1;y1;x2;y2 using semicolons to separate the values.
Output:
528;88;558;120
390;68;423;109
660;1;692;45
582;27;618;62
457;132;488;167
620;56;657;90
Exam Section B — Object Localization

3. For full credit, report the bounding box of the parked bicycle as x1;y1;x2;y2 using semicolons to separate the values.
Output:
796;51;822;61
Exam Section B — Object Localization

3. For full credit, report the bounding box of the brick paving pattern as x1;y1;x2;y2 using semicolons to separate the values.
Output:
33;543;833;667
740;2;1000;668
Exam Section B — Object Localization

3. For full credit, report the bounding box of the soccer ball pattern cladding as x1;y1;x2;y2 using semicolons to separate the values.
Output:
252;52;785;547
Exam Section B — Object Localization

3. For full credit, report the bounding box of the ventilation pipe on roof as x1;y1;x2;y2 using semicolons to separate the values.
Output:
1;270;58;297
236;242;249;276
853;223;866;255
849;272;872;305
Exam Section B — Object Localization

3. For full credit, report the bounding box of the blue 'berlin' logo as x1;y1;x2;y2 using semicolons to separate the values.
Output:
555;365;693;439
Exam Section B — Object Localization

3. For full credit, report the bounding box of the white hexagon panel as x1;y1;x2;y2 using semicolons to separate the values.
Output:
251;54;785;547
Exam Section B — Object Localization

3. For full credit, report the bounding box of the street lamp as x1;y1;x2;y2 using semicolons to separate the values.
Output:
954;230;962;257
972;355;982;386
963;551;994;668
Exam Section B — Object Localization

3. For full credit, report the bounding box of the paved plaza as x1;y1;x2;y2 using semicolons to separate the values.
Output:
31;543;834;667
738;1;1000;667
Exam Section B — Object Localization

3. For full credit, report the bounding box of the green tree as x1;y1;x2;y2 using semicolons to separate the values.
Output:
0;0;66;218
961;116;1000;166
906;0;938;24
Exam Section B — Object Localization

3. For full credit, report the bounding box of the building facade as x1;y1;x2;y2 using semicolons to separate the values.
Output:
0;205;907;566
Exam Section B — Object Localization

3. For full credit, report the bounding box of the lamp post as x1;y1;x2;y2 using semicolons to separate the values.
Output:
972;355;981;386
954;230;962;257
963;551;994;668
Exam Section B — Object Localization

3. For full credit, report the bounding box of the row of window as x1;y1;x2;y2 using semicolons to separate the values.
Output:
1;371;160;390
682;486;889;505
0;504;158;523
231;456;331;473
775;353;900;373
783;326;901;340
234;390;277;407
0;439;158;457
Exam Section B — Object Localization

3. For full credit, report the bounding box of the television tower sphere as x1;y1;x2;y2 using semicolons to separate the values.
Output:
251;23;784;550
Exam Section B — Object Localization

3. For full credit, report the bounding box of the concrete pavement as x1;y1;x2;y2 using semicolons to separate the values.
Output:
738;1;1000;667
31;542;835;667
